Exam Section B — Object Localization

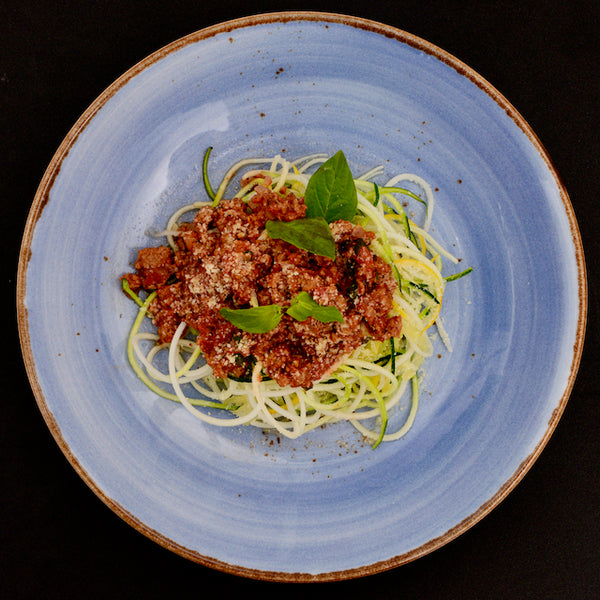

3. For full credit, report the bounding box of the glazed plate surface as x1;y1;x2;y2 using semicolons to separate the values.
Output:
17;12;585;581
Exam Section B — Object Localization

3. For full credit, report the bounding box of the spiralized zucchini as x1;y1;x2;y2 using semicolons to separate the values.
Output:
125;151;466;447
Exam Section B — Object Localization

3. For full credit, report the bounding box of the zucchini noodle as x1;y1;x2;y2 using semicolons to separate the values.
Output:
126;151;466;447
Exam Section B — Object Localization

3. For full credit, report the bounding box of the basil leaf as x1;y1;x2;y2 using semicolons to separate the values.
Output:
305;150;357;222
220;292;343;335
286;291;344;324
266;217;336;260
220;305;282;333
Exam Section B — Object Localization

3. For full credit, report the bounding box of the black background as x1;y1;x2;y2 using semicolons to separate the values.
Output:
3;1;599;598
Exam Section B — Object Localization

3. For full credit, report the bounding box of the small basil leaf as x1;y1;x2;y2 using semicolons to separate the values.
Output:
286;291;344;323
305;150;357;222
266;217;336;260
220;305;282;333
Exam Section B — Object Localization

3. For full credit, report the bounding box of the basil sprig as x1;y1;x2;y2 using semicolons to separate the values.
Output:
219;305;283;334
265;150;357;259
286;291;344;323
266;217;336;260
220;291;343;333
305;150;357;222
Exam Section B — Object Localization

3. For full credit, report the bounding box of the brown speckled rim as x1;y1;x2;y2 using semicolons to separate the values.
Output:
17;11;587;583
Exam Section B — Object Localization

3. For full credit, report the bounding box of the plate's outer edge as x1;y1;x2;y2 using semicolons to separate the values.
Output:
16;11;587;583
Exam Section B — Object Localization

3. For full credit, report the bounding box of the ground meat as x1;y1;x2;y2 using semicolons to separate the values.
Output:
123;185;402;388
123;246;174;291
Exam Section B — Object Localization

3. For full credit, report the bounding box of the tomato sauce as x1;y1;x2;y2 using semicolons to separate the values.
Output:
123;185;401;388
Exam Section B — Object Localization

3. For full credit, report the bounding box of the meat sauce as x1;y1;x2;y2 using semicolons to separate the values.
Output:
123;185;401;389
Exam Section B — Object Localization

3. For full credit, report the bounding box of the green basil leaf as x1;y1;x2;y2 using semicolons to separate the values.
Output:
304;150;357;222
220;305;282;333
219;292;343;335
286;291;344;323
266;217;336;260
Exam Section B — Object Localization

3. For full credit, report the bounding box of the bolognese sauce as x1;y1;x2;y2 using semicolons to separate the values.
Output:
123;185;401;389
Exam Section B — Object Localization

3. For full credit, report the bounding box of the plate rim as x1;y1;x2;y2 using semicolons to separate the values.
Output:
16;10;588;583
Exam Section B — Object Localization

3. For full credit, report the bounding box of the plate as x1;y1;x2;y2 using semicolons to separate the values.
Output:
17;12;586;581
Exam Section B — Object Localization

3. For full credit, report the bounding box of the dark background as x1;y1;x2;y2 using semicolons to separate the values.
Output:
3;1;599;598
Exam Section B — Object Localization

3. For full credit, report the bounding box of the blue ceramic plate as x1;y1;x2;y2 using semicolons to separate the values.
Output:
17;13;586;581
